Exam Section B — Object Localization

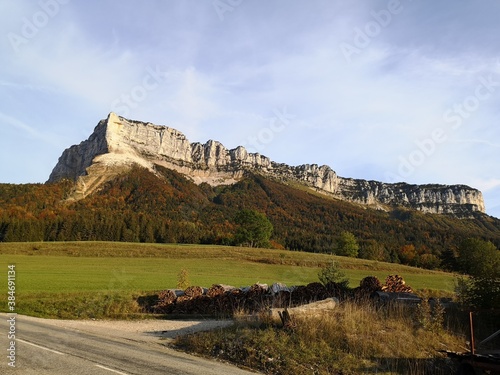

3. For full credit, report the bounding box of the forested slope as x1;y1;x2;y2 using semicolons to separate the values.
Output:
1;165;499;271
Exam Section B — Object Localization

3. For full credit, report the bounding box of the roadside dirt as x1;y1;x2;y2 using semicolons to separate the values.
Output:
20;314;233;343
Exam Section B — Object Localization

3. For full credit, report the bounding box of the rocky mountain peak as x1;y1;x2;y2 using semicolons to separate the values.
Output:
48;113;486;215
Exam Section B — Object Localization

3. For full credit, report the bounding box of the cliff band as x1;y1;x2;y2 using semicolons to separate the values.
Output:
48;113;486;215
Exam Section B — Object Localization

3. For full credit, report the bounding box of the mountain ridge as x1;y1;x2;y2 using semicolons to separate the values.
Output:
48;113;486;216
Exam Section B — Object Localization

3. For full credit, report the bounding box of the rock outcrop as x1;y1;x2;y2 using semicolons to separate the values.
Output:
48;113;486;215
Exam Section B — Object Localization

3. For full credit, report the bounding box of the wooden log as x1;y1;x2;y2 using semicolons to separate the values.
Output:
360;276;382;292
273;290;292;308
156;289;178;305
269;297;338;320
305;282;328;301
290;285;308;305
248;283;268;296
278;309;295;330
184;286;204;298
382;274;414;293
207;284;235;297
154;289;179;313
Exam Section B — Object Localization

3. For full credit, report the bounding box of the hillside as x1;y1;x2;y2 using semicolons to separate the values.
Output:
1;165;499;271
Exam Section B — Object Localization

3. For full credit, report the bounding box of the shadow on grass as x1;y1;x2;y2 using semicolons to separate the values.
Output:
359;357;457;374
137;294;159;313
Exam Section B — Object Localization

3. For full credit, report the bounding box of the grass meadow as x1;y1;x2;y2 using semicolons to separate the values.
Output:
0;241;457;319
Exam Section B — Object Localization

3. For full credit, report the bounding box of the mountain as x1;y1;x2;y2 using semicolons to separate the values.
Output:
48;113;485;216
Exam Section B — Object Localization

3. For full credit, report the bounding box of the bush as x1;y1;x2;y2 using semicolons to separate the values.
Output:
177;269;190;290
318;260;349;289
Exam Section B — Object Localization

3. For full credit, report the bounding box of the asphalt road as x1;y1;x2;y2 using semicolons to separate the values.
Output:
1;314;256;375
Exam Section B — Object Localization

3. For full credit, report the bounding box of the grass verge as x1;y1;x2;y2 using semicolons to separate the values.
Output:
11;291;149;319
174;301;467;375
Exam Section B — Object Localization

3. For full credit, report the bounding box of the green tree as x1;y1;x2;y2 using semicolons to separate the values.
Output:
455;238;500;309
359;240;390;262
318;260;349;289
234;209;273;248
335;231;359;257
456;238;499;278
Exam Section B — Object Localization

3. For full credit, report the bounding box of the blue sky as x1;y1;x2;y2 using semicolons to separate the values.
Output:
1;0;499;218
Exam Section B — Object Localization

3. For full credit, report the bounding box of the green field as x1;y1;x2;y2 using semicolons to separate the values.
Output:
0;242;458;318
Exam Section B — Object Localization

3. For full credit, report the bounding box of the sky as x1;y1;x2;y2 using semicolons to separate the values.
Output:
1;0;499;218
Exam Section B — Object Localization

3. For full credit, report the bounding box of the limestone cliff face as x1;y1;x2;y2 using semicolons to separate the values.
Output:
48;113;486;215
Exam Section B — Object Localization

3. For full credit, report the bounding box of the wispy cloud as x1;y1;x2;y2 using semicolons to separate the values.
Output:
452;139;500;149
0;80;60;94
0;112;62;148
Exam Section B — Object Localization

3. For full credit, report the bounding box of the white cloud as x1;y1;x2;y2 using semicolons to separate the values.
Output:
0;112;61;147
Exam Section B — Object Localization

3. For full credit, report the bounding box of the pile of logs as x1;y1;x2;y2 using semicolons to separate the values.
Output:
150;275;414;316
152;281;347;316
359;276;383;293
381;274;414;293
351;275;416;299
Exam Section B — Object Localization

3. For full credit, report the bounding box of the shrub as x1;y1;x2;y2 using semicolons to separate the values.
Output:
318;260;349;289
176;269;190;290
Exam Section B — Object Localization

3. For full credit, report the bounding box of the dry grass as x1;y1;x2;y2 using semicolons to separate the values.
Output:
174;301;466;374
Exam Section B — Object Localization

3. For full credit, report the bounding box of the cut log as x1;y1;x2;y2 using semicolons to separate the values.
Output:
184;286;204;298
305;282;328;301
382;274;414;293
248;283;268;295
153;289;180;313
207;284;235;297
360;276;382;293
269;297;338;320
278;309;295;330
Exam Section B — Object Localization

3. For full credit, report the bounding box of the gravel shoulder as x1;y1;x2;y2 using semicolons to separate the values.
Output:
18;314;234;343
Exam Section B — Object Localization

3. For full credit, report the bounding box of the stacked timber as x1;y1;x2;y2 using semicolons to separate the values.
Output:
353;276;383;299
360;276;383;293
154;289;182;313
381;275;414;293
207;284;235;297
184;286;204;298
149;274;414;316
